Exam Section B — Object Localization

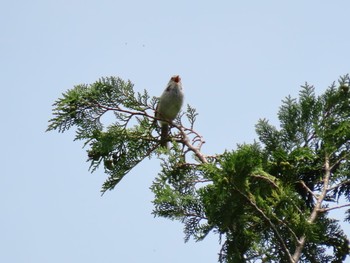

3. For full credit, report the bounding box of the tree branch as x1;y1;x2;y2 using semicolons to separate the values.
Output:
318;203;350;213
299;180;318;199
235;188;295;263
329;152;349;171
251;174;279;188
92;101;208;164
292;154;332;262
327;179;350;192
178;126;208;164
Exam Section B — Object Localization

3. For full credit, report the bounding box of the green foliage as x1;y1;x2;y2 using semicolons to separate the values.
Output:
200;144;294;262
153;143;312;262
256;78;350;199
48;74;350;262
255;75;350;261
151;144;211;242
152;75;350;262
47;76;196;193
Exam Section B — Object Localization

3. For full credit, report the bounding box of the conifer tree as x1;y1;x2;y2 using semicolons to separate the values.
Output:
47;75;350;262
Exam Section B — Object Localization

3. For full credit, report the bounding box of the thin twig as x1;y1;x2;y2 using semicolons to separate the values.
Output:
329;152;349;171
318;203;350;213
178;126;208;163
92;101;208;164
251;174;279;188
327;179;350;192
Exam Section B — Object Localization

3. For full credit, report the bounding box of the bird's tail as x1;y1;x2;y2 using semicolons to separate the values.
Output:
160;124;169;148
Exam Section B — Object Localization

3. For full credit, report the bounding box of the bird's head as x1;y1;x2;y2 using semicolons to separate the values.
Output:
171;75;181;83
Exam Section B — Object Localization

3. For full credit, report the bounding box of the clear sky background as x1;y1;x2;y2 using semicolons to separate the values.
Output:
1;1;350;262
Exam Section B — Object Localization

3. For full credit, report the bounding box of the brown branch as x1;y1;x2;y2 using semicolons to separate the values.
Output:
292;154;332;262
329;152;349;171
92;101;208;164
178;126;208;163
92;101;156;121
327;179;350;192
318;203;350;213
299;180;318;199
192;179;213;183
251;174;279;188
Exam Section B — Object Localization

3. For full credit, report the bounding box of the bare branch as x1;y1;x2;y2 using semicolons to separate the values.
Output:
330;152;349;171
299;180;318;199
90;100;208;164
327;179;350;192
318;203;350;213
292;154;332;262
178;126;208;163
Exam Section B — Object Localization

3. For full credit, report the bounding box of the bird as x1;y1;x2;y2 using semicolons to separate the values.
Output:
156;75;184;148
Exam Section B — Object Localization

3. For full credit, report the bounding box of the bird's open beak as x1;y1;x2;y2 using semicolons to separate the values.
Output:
172;75;181;83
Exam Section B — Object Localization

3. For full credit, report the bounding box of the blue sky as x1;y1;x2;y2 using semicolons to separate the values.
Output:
1;1;350;262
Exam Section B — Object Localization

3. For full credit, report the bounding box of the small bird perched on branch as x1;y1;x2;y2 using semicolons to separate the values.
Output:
156;75;184;148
